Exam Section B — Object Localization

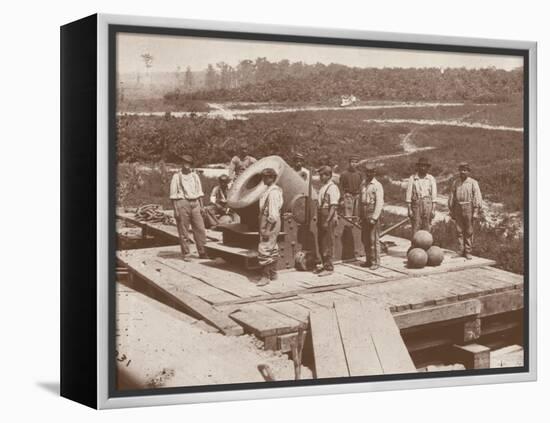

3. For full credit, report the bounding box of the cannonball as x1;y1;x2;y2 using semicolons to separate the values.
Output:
407;248;428;269
426;246;444;266
412;230;433;250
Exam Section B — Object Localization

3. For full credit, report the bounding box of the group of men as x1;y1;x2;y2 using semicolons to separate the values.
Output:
335;154;483;262
168;150;483;287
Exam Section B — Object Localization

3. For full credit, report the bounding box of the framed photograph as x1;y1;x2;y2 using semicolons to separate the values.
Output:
60;14;537;409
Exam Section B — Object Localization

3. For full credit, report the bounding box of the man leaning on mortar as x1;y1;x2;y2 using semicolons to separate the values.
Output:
169;155;209;261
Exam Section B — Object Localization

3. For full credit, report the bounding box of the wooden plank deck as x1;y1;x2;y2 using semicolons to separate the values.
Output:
116;214;523;358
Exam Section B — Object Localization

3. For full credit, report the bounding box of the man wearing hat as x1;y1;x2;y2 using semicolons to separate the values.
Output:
292;152;310;183
359;163;384;270
169;155;208;260
448;162;483;259
204;174;240;228
339;155;363;222
315;165;341;276
257;167;284;286
228;143;257;180
405;157;437;237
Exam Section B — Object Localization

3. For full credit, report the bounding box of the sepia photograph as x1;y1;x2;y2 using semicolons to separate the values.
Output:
113;29;526;392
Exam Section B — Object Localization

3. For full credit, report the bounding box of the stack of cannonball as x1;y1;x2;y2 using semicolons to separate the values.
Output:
407;230;444;268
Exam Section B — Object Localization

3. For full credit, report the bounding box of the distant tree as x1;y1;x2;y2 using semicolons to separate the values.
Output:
216;62;232;90
205;64;218;90
184;66;194;92
141;53;154;86
237;59;255;86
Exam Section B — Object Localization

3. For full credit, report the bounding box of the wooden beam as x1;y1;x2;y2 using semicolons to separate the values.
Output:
479;290;524;317
309;306;350;378
453;344;490;369
334;300;384;376
356;300;416;374
393;300;481;330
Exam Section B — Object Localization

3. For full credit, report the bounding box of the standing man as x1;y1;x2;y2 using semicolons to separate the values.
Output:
448;162;483;260
169;155;209;260
228;143;257;180
315;166;340;276
257;168;284;286
339;155;363;222
359;163;384;270
204;174;240;228
292;152;310;183
405;157;437;237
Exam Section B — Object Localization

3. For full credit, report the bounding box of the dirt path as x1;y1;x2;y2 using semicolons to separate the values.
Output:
119;101;469;121
116;283;312;389
364;117;523;132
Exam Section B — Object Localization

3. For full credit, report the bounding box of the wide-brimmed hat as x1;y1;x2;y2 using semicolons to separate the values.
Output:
458;161;470;170
218;174;230;182
261;167;277;177
349;155;361;161
415;157;431;167
295;152;304;160
181;154;193;164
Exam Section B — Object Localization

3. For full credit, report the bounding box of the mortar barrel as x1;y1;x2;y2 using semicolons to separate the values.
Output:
227;155;317;212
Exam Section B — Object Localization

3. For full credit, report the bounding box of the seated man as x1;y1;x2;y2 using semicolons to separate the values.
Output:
204;174;240;228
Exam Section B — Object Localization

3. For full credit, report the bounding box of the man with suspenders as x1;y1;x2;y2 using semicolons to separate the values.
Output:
315;165;341;276
169;155;208;261
257;168;283;286
405;157;437;239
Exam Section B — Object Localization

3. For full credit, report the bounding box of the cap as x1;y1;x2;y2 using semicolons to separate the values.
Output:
458;161;470;170
181;154;193;164
317;165;333;176
416;157;431;167
261;167;277;177
218;174;230;182
350;155;361;161
363;163;377;173
295;152;304;160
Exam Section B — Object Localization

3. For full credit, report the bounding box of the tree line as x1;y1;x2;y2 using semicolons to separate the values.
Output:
162;58;523;104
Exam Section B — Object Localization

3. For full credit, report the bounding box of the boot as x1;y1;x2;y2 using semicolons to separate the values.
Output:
257;265;271;286
269;262;278;281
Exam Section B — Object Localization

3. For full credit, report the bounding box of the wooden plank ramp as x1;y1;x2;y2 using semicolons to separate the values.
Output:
309;299;416;378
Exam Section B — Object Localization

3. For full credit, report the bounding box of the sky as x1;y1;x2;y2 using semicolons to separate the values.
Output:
117;32;523;74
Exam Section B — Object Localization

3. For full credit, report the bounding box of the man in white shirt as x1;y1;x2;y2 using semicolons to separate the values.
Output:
405;157;437;237
228;143;257;180
169;155;208;260
257;168;283;286
315;165;341;276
